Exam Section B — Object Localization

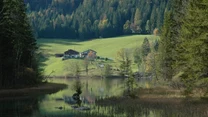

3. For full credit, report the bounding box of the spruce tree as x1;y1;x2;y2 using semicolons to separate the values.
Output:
0;0;41;87
158;11;174;81
1;0;17;86
158;0;189;81
141;37;151;59
134;8;142;33
0;0;3;86
176;0;208;95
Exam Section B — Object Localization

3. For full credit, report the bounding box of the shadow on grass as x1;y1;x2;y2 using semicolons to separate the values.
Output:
37;39;82;46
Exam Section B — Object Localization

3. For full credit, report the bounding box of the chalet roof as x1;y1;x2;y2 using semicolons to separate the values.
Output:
64;49;79;55
81;49;97;54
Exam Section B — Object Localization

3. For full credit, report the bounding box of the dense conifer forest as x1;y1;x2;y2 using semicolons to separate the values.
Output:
25;0;170;40
158;0;208;96
0;0;42;88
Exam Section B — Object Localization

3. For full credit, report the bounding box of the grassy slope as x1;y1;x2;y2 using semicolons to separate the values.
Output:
37;35;158;76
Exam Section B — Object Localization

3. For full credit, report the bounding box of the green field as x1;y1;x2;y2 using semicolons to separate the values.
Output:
37;35;158;76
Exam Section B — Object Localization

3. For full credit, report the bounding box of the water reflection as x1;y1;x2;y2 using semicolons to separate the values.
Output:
0;98;39;117
0;78;208;117
38;78;124;113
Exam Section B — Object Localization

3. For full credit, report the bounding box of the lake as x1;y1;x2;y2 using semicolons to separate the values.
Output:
0;78;208;117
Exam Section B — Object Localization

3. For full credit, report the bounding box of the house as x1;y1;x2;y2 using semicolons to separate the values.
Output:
62;49;80;60
80;49;97;58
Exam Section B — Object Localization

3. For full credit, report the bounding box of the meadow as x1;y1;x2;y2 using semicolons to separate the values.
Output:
37;35;158;76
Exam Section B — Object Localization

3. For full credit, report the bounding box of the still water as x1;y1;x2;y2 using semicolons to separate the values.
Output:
0;78;208;117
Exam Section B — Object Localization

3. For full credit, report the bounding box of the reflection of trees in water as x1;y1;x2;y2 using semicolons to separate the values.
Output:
104;78;112;93
0;98;39;117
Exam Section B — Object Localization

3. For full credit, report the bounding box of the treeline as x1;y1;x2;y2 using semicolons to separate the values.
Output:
0;0;42;88
25;0;170;40
157;0;208;96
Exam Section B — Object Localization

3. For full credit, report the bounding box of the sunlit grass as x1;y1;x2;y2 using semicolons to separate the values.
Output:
37;35;158;76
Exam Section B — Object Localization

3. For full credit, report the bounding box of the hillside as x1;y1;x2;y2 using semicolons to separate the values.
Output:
38;35;158;76
26;0;170;40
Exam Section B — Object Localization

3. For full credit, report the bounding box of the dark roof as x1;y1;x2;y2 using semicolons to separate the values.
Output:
64;49;79;55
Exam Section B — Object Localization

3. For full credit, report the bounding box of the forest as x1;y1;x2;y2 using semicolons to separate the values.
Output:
25;0;170;40
158;0;208;96
0;0;42;88
0;0;208;116
0;0;207;97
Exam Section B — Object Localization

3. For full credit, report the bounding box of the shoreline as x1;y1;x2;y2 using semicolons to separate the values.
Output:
0;83;67;99
96;87;208;106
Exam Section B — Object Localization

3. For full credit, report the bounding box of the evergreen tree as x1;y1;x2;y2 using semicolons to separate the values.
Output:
24;0;170;39
158;11;174;81
175;0;208;95
133;47;142;71
145;20;150;33
0;0;41;88
123;20;131;34
133;8;142;33
117;48;132;78
158;0;189;81
0;0;3;86
141;37;151;59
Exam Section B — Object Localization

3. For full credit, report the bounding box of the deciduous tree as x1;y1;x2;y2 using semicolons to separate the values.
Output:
116;48;132;78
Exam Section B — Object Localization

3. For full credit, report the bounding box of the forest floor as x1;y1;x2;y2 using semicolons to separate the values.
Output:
0;83;67;100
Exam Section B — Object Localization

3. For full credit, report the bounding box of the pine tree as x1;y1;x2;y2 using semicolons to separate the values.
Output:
158;0;189;81
0;0;3;86
176;0;208;95
1;0;17;86
158;11;174;81
0;0;41;87
141;37;151;59
134;8;142;33
117;48;132;78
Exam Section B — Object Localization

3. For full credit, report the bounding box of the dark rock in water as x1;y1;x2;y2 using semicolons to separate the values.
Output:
71;105;79;109
64;95;82;106
64;96;77;104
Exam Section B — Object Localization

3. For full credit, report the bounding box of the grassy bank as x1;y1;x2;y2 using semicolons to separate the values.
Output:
96;86;208;105
0;83;67;99
93;96;208;117
37;35;158;76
